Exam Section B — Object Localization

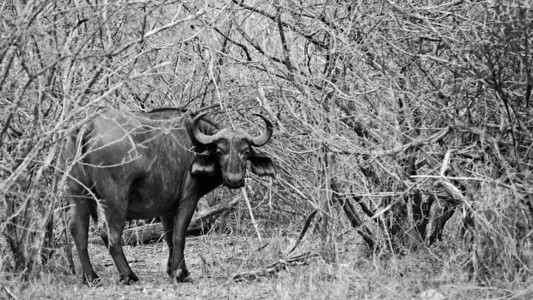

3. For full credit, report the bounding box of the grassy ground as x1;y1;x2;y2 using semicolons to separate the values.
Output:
1;232;533;299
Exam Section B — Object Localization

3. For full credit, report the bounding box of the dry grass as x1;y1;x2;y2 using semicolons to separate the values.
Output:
2;230;532;300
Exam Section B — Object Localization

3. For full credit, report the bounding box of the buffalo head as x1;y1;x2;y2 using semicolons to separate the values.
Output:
190;113;275;188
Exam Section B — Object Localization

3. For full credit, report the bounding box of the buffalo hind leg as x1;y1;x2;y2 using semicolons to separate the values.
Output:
102;206;139;284
68;197;99;284
161;215;174;277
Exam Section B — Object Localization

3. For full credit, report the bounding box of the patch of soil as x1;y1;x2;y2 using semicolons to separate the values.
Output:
61;235;278;299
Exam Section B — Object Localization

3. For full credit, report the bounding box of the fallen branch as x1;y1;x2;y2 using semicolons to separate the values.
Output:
90;197;240;246
228;252;319;282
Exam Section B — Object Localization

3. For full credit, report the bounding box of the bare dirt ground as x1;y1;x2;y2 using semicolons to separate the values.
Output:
3;233;533;299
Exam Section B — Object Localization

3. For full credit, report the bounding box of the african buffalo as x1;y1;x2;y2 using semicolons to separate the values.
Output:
64;107;275;284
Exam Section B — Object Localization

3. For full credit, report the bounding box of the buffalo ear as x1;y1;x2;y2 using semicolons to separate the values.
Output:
249;154;276;177
191;155;216;175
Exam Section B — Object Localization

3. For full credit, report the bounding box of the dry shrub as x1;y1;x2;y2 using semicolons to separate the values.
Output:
468;184;533;282
1;0;532;288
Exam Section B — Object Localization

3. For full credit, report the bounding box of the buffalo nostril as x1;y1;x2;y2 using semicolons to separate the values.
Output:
225;174;244;188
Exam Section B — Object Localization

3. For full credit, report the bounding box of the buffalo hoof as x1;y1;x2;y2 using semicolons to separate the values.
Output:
118;273;140;285
175;269;192;283
82;273;100;285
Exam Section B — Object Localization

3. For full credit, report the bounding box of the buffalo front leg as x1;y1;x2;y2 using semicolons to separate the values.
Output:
171;199;199;283
102;206;139;284
69;198;99;283
161;215;174;277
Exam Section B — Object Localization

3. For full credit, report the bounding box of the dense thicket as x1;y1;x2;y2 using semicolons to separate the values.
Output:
1;0;532;283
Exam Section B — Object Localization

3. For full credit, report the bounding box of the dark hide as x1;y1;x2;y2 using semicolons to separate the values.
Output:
64;107;274;284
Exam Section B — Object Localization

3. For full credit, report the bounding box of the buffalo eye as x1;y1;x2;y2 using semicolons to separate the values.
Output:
241;149;250;158
216;148;227;157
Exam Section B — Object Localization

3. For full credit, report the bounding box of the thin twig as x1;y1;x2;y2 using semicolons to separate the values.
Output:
2;285;17;300
242;188;262;243
287;209;318;255
330;126;450;157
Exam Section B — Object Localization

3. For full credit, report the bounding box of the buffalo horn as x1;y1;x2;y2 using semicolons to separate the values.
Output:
192;112;218;145
249;114;273;147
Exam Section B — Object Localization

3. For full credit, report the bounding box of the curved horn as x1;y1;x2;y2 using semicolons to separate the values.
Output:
249;114;273;147
192;112;217;145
